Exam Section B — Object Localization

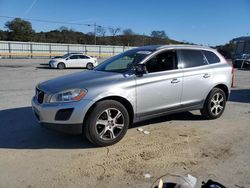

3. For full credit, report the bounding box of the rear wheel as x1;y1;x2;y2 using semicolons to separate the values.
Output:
200;88;226;119
86;63;94;70
84;100;129;146
57;62;65;69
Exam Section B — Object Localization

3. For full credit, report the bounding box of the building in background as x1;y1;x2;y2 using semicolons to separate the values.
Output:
232;36;250;68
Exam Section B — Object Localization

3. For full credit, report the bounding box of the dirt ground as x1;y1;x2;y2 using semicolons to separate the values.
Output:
0;59;249;188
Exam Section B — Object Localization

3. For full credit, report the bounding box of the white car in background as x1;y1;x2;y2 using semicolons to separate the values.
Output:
49;53;98;69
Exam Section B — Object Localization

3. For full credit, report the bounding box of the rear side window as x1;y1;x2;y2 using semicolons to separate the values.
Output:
203;50;220;64
180;49;207;68
79;55;89;59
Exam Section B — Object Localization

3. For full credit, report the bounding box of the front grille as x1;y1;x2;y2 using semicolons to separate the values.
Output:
36;88;45;104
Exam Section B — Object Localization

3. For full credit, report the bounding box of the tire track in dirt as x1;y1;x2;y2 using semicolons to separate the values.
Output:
66;136;197;180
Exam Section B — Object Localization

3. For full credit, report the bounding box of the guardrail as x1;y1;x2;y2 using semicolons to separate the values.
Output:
0;41;135;58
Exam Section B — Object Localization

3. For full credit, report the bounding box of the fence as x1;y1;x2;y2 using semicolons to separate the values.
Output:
0;41;135;58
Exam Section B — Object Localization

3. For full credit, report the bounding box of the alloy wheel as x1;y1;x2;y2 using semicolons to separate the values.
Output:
95;108;124;140
210;93;224;116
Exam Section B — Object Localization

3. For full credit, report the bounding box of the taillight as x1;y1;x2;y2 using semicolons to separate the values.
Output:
231;64;235;87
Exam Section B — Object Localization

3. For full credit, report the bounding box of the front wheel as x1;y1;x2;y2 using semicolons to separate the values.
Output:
200;88;226;119
57;62;65;69
84;100;130;146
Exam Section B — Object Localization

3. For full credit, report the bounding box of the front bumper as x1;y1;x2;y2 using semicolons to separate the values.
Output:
93;61;98;67
49;62;57;68
31;96;94;134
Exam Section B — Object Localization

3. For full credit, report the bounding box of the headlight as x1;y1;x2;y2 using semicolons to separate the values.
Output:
49;60;55;64
50;88;87;103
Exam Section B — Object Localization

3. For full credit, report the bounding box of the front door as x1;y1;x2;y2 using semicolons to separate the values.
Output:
136;50;183;118
66;55;79;67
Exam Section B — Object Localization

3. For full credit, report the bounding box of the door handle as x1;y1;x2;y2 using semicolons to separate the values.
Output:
171;78;180;84
203;73;211;78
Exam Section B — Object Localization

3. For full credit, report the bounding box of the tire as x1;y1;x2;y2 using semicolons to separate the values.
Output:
83;100;130;147
200;88;226;119
86;63;94;70
57;62;65;69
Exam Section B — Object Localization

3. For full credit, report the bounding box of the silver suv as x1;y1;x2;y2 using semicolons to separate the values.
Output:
32;45;233;146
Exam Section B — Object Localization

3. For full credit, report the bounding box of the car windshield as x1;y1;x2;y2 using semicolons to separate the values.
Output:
61;53;80;59
94;49;153;73
61;53;71;59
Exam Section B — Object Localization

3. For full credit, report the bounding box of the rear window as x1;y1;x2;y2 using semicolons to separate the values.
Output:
180;49;208;68
203;50;220;64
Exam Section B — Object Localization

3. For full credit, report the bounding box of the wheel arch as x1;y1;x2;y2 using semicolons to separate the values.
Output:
83;96;134;129
57;62;66;68
213;84;229;100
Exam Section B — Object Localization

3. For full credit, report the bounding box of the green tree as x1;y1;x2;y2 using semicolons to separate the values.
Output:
0;30;8;40
216;41;235;59
5;18;34;41
121;29;135;46
122;29;134;36
150;30;168;39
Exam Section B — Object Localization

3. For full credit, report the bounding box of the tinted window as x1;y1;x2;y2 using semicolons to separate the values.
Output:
79;55;89;59
203;50;220;64
69;55;79;59
146;50;177;73
180;50;207;68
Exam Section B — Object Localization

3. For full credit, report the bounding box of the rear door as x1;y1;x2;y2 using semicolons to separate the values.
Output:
78;55;90;67
178;49;213;106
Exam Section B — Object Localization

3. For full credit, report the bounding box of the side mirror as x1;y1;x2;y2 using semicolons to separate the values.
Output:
66;58;69;60
134;64;147;75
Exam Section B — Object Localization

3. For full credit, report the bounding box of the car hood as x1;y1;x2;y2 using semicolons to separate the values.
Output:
38;70;125;94
51;58;63;61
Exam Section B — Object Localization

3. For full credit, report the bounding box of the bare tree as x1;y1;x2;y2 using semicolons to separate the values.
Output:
96;26;106;37
109;27;121;37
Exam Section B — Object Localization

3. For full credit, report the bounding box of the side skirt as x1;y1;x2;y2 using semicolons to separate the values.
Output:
133;101;204;123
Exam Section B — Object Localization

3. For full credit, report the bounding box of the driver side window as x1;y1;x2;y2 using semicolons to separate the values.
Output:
145;50;177;73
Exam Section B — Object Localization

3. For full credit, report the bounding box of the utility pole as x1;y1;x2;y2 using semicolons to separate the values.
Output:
142;33;145;46
94;23;97;45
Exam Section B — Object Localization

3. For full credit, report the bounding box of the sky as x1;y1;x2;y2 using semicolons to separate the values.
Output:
0;0;249;45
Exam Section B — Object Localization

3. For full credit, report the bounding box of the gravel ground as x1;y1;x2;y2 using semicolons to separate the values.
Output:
0;59;249;188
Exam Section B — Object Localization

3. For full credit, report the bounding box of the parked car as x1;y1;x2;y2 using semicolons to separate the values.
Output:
32;45;233;146
49;53;98;69
232;54;250;68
